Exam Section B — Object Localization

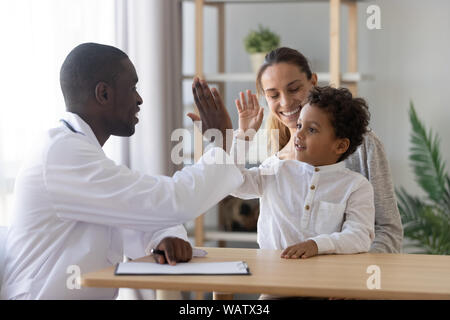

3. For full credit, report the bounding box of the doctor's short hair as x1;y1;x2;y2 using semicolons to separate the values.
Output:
306;86;370;161
60;42;129;111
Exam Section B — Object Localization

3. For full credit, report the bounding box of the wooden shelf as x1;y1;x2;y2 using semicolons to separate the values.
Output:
185;0;362;246
183;72;362;83
185;0;361;4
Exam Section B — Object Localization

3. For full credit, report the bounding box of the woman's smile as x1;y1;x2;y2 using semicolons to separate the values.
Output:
279;105;301;122
280;105;301;117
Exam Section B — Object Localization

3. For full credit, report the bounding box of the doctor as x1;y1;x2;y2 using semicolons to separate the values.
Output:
1;43;243;299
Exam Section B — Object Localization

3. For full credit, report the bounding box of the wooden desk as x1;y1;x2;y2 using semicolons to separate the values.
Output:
81;247;450;300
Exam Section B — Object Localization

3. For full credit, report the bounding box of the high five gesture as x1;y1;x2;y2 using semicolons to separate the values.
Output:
189;77;233;152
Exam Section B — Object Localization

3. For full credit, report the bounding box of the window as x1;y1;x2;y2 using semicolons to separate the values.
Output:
0;0;116;225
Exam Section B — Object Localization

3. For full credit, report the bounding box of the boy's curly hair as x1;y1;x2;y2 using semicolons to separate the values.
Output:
306;86;370;161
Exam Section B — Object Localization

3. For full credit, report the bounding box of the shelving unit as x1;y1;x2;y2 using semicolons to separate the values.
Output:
183;0;363;247
182;72;362;83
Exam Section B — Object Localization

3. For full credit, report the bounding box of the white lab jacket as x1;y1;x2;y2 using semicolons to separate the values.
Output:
1;112;243;299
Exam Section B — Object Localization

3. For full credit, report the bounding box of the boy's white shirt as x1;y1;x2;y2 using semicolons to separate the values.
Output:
231;131;375;254
1;112;243;300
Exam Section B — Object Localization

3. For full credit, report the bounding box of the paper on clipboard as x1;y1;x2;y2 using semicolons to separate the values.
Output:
115;261;250;275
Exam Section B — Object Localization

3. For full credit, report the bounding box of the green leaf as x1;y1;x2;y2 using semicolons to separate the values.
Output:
396;102;450;255
244;25;280;54
408;102;448;206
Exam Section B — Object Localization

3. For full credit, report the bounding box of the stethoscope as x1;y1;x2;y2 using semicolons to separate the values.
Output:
60;119;85;135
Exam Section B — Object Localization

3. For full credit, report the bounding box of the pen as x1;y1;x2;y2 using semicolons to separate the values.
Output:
150;248;208;257
151;249;165;256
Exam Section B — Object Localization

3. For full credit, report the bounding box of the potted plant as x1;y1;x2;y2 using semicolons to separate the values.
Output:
244;25;280;73
396;102;450;254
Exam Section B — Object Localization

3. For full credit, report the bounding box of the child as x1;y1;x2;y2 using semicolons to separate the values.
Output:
231;86;375;259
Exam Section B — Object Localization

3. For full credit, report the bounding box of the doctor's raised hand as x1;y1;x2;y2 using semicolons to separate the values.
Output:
188;77;233;152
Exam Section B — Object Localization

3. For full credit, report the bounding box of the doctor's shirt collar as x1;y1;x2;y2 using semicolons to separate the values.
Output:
61;112;103;149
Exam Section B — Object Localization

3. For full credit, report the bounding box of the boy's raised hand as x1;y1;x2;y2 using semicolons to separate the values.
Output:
235;90;264;133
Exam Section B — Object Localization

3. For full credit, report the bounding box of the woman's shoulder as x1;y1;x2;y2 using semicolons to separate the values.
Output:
348;130;388;160
361;130;387;152
345;130;392;180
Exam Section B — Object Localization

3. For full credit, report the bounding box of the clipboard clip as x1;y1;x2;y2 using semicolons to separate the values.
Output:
238;261;250;273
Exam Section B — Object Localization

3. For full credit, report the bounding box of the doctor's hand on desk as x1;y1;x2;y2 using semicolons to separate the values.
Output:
188;77;233;153
152;237;193;266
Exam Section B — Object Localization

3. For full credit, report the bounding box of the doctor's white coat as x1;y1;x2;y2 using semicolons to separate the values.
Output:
1;112;243;299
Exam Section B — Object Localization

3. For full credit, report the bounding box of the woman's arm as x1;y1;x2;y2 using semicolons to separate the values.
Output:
344;131;404;253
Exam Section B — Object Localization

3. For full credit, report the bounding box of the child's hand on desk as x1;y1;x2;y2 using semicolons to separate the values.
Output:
281;240;318;259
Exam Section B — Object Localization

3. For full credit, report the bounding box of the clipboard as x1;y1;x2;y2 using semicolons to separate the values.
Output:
114;261;251;276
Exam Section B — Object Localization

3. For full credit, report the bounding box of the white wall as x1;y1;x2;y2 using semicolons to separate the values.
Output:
183;0;450;198
357;0;450;197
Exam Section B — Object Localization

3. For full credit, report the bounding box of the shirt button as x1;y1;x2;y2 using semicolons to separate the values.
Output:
315;168;320;172
310;185;316;190
305;205;310;210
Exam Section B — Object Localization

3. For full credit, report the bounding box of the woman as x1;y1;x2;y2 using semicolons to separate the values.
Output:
240;47;403;253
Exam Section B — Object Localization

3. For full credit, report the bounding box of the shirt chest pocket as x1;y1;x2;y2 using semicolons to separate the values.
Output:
314;201;346;235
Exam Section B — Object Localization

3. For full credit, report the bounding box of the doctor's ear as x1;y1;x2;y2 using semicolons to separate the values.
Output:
95;82;112;105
